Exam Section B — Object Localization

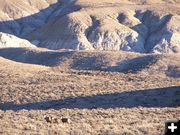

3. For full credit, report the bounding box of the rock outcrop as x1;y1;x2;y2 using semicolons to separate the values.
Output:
0;0;179;53
0;32;36;48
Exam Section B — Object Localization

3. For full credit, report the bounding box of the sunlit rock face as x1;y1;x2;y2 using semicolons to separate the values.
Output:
0;0;179;53
0;32;36;48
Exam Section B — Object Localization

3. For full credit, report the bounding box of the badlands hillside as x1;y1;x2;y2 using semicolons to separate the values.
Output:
0;0;180;135
0;0;180;53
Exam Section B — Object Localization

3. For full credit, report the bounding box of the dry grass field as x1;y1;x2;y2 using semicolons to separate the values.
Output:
0;48;179;135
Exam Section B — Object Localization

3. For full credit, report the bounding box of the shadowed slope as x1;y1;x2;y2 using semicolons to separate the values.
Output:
107;55;160;73
0;47;76;66
0;48;180;75
0;86;179;111
0;47;156;72
0;0;81;37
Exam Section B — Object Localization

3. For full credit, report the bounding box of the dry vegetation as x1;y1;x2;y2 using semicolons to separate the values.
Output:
0;48;179;135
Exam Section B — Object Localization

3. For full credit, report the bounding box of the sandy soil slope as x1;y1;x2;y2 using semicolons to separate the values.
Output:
0;48;179;135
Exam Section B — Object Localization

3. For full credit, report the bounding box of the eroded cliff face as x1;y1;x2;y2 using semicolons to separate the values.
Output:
0;0;179;53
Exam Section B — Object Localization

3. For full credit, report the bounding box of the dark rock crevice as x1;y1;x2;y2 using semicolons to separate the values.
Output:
85;16;100;43
116;10;173;53
134;10;172;52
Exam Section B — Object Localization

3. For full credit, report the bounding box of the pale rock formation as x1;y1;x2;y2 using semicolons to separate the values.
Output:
86;16;145;52
0;0;179;53
151;15;180;53
0;32;36;48
29;12;145;52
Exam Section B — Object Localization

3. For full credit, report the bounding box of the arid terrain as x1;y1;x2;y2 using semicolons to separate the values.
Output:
0;48;179;135
0;0;180;135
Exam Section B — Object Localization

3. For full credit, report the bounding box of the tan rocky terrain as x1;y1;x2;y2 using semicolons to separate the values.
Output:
0;0;180;135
